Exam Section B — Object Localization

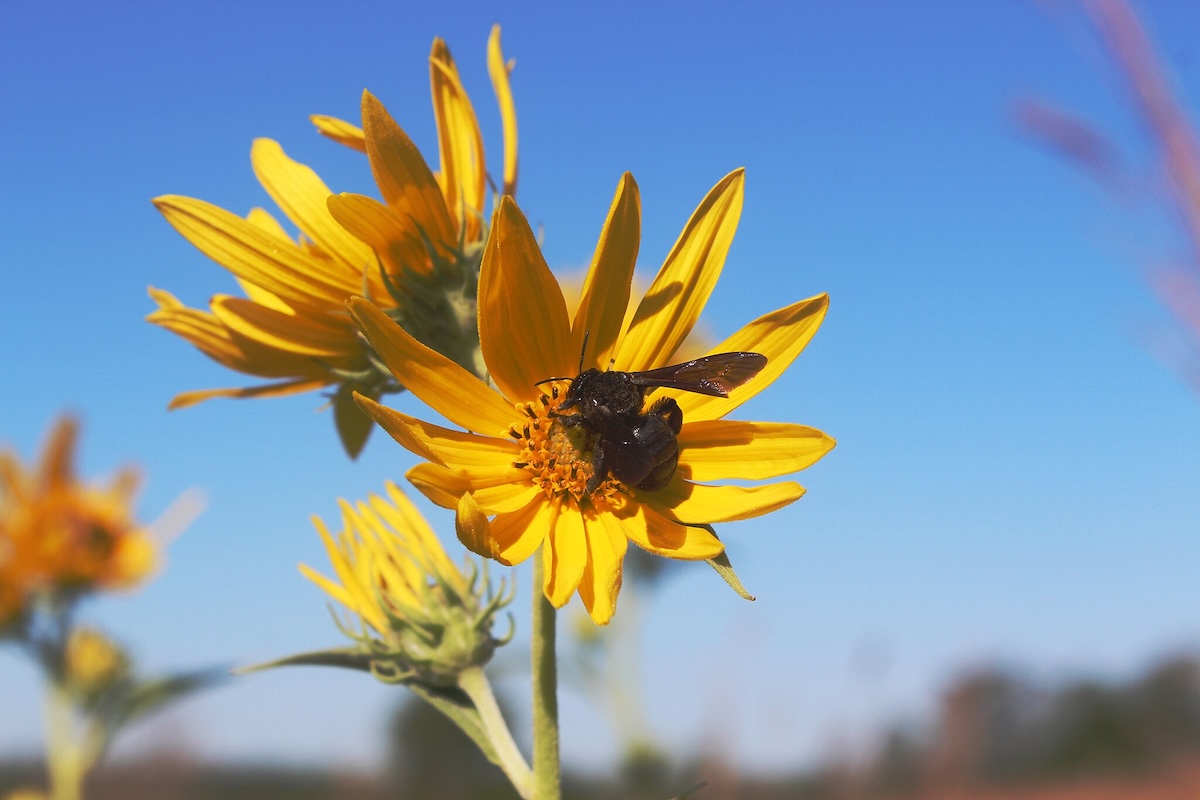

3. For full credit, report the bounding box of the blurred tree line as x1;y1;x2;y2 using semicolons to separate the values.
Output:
864;654;1200;795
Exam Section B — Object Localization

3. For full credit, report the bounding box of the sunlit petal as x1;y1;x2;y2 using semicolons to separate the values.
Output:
154;195;356;310
675;420;836;481
487;493;552;566
674;293;829;421
608;496;724;560
348;297;516;435
406;462;539;515
455;491;493;561
639;475;805;523
166;379;329;410
543;498;586;607
326;192;431;282
361;91;456;254
570;173;640;370
251;138;375;274
430;39;486;242
615;169;744;371
354;394;519;471
578;511;627;624
479;197;574;401
487;25;519;196
211;296;357;359
310;114;366;152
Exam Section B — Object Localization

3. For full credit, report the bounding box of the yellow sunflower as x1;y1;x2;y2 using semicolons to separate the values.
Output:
349;170;834;624
149;28;517;455
0;418;156;600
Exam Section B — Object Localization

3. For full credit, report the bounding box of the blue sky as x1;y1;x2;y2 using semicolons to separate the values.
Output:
3;0;1200;777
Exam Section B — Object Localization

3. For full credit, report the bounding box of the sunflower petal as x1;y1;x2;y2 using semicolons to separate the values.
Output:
151;291;334;378
166;379;330;410
571;173;640;370
639;476;805;523
326;192;431;282
299;562;357;616
150;298;327;378
431;39;486;242
39;417;78;488
675;421;836;481
348;297;516;435
674;293;829;421
311;114;366;152
354;394;519;471
244;206;293;241
479;197;574;401
405;462;539;515
615;169;745;372
486;493;551;566
609;497;724;560
487;25;518;196
542;498;586;607
224;214;296;313
154;195;356;310
579;511;628;624
147;295;240;357
211;296;357;359
251;138;375;274
360;91;456;253
455;492;493;561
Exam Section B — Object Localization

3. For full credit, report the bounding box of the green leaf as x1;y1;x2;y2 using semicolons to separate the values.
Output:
115;667;227;727
334;382;376;459
706;549;755;601
233;648;503;767
233;647;374;676
408;683;500;767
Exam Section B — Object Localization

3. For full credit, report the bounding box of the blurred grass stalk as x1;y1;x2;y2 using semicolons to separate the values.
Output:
1021;0;1200;388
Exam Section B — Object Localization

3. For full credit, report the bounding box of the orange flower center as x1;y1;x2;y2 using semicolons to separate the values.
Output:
509;382;619;505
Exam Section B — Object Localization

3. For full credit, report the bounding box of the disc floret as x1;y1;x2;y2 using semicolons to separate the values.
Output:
508;383;619;504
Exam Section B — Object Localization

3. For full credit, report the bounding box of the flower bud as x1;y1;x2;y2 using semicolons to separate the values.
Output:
64;626;129;702
300;482;513;688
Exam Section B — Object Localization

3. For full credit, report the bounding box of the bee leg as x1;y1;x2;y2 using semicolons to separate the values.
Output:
647;396;683;434
556;412;585;428
585;445;607;495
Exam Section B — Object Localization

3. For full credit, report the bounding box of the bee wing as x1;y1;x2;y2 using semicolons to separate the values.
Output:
627;352;767;397
596;415;657;487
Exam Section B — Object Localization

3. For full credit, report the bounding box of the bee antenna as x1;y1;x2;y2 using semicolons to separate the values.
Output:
578;331;590;374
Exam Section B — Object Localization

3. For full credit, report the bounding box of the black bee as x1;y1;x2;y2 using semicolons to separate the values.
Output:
546;350;767;494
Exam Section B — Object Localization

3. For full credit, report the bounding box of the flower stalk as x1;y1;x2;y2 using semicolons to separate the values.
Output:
44;681;84;800
531;554;561;800
458;665;532;798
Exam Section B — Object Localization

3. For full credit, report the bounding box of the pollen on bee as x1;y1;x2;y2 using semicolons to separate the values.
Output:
509;382;617;503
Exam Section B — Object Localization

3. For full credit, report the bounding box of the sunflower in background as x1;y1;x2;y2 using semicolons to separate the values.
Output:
1;417;215;800
0;416;155;617
149;27;518;457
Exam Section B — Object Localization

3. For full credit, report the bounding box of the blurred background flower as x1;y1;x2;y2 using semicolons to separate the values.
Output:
0;417;157;617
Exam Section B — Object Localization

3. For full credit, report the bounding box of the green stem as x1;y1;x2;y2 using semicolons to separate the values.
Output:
44;682;83;800
458;666;532;799
531;555;560;800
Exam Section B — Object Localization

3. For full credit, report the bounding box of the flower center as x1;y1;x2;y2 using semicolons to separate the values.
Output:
509;382;618;504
